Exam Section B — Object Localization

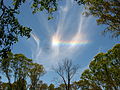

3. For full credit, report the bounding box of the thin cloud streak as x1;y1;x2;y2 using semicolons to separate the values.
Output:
31;33;42;60
30;0;92;70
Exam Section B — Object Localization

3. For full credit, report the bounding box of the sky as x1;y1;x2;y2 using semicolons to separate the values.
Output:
7;0;119;85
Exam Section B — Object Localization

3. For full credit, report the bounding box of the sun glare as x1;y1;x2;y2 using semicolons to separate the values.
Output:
51;32;88;47
52;34;60;46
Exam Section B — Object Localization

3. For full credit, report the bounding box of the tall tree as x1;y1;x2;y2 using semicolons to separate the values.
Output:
53;59;79;90
12;78;27;90
76;0;120;37
0;52;33;89
0;52;13;89
11;54;32;90
77;44;120;90
29;63;45;90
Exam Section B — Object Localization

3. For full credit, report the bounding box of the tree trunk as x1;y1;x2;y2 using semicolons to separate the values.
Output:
6;72;12;89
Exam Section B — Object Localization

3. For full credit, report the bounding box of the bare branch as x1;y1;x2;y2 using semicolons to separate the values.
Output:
53;58;79;90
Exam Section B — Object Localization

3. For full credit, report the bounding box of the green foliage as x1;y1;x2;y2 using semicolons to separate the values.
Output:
39;83;48;90
29;63;45;90
71;81;81;90
0;0;32;58
0;52;46;90
0;0;59;58
77;0;120;37
55;87;61;90
12;0;26;9
31;0;58;14
0;52;32;89
59;84;66;90
0;52;13;88
12;78;27;90
48;84;55;90
77;44;120;90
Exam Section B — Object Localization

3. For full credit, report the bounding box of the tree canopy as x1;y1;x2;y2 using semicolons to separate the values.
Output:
29;63;45;90
76;44;120;90
0;0;58;58
77;0;120;37
0;52;45;90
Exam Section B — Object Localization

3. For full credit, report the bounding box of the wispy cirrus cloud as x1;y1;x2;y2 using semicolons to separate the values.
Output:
29;0;92;70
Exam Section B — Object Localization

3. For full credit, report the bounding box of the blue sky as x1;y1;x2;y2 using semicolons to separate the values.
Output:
7;0;119;85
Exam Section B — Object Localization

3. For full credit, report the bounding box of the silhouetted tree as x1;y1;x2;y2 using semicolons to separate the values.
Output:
0;0;58;58
53;58;79;90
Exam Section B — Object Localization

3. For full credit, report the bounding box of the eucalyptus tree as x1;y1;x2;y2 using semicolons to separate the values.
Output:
0;52;13;88
77;44;120;90
0;52;32;89
11;54;32;90
29;63;45;90
76;0;120;37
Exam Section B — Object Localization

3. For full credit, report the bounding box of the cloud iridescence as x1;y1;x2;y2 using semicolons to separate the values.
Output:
30;0;91;69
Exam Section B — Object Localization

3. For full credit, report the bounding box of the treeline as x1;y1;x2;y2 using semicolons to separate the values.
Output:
0;52;45;89
75;44;120;90
0;44;120;90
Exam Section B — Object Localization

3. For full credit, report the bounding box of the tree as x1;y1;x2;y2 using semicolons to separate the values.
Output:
0;52;32;89
53;58;79;90
29;63;45;90
59;84;66;90
0;0;58;58
0;76;2;90
0;0;31;58
11;54;32;90
0;51;47;89
0;52;13;88
39;83;48;90
71;81;81;90
55;87;61;90
77;44;120;90
48;84;55;90
76;0;120;37
12;78;27;90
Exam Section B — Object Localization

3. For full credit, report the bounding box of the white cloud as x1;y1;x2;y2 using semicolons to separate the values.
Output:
30;0;92;71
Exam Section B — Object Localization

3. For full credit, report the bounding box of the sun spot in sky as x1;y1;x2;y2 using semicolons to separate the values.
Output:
52;34;60;46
